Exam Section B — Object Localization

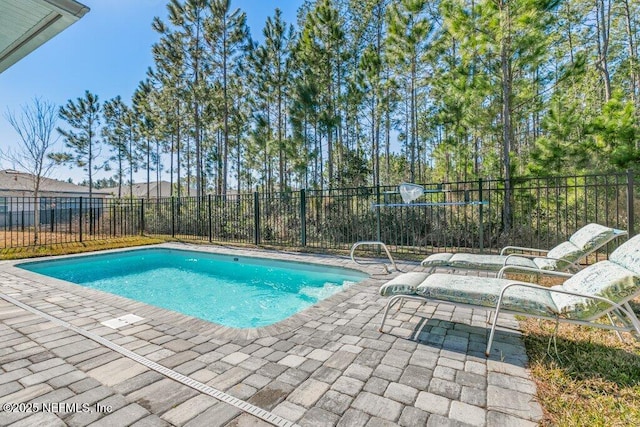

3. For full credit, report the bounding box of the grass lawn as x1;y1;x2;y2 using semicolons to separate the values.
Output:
0;236;165;260
521;310;640;426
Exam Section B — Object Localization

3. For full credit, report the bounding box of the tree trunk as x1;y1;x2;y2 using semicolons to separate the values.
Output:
176;105;181;199
237;129;241;194
186;135;191;197
373;96;379;187
146;137;151;200
222;15;230;196
194;8;203;200
622;0;639;111
327;86;334;188
266;99;272;192
88;118;93;200
118;145;123;198
195;101;201;198
500;0;513;232
385;80;391;185
33;180;40;245
277;58;285;192
129;128;134;201
373;4;382;188
170;132;175;198
156;139;161;199
595;0;612;102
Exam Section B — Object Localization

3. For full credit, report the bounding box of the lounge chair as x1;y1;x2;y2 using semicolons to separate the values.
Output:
421;223;626;276
379;233;640;356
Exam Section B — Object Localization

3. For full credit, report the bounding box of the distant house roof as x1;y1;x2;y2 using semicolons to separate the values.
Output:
0;0;89;73
0;170;110;197
103;181;174;199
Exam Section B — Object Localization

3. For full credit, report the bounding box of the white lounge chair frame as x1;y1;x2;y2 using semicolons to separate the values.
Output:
379;278;640;356
422;227;627;276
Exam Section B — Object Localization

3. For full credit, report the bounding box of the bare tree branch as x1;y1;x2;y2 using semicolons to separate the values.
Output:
2;97;60;244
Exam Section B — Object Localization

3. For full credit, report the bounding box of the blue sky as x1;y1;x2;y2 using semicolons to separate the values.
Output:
0;0;304;183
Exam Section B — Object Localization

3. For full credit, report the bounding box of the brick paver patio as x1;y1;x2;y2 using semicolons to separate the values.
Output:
0;244;542;426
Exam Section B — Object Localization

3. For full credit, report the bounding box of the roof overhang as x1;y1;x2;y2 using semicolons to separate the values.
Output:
0;0;89;74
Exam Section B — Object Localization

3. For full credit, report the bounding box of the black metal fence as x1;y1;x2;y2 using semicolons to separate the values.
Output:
1;171;637;258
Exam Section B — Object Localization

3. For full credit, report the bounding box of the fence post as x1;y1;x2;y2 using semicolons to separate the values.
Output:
300;189;307;246
50;209;54;233
208;194;212;242
628;169;635;237
140;199;144;236
79;197;83;242
89;198;93;236
254;191;261;245
171;197;175;238
478;178;484;253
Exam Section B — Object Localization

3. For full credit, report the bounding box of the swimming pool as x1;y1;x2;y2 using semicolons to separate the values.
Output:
17;248;368;328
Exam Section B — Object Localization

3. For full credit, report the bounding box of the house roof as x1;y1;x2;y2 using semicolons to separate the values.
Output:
103;181;174;199
0;0;89;73
0;170;110;196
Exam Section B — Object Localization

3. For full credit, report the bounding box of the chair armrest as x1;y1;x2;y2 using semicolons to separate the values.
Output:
497;282;629;315
503;253;555;262
497;266;574;279
503;253;576;265
503;253;581;272
500;245;550;255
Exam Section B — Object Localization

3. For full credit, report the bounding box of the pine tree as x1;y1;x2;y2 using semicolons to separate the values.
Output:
295;0;348;188
102;96;128;198
151;9;190;197
55;90;103;199
386;0;433;183
439;0;559;230
264;9;295;191
290;35;323;189
204;0;249;195
248;41;275;192
154;0;210;198
133;80;157;200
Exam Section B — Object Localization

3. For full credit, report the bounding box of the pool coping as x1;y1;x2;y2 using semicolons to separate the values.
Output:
1;243;395;341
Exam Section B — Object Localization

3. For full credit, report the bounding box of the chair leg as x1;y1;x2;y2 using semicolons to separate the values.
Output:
486;311;494;325
607;312;624;343
546;319;560;357
623;303;640;336
388;298;401;311
379;295;401;332
486;307;501;356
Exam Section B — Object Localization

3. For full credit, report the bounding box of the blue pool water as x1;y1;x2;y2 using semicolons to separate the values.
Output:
18;248;368;328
